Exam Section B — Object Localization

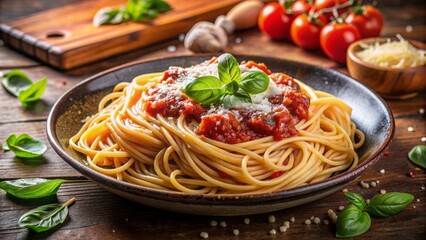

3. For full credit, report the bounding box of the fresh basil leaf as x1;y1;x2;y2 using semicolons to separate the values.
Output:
183;76;223;105
218;53;241;84
220;90;252;108
2;141;10;151
5;133;47;158
127;0;162;21
224;80;239;94
18;197;75;233
93;8;126;26
133;9;158;21
3;134;17;151
336;204;371;238
0;178;67;200
1;70;32;97
239;70;270;94
151;0;172;13
0;178;48;192
95;0;172;26
126;0;138;13
408;145;426;169
17;78;47;108
344;192;367;210
367;192;414;217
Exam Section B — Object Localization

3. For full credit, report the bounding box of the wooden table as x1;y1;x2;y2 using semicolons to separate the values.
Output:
1;0;425;239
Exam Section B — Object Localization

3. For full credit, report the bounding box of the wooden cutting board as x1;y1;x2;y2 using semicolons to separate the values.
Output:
0;0;241;69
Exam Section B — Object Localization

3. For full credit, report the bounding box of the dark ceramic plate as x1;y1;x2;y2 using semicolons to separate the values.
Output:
47;55;394;216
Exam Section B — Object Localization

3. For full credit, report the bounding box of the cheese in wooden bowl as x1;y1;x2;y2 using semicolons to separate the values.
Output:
347;36;426;99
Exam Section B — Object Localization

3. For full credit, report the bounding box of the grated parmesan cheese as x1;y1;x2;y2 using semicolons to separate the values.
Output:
251;80;282;104
356;35;426;69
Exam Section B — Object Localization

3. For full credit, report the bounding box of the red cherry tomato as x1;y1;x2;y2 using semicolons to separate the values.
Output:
290;14;327;49
291;0;312;16
345;5;384;38
320;22;361;63
314;0;349;20
258;2;294;40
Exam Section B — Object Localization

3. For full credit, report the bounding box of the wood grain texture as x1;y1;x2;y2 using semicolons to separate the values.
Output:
0;0;241;69
0;0;425;239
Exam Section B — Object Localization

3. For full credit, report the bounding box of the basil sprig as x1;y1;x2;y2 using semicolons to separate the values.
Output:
2;133;47;158
93;0;172;26
18;197;76;233
0;178;69;200
336;191;414;238
183;53;270;108
408;145;426;169
1;70;47;108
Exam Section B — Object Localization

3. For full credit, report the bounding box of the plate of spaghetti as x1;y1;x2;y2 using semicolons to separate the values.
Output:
47;54;394;216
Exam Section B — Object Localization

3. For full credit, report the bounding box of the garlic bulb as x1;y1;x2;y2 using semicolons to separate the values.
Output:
184;22;228;53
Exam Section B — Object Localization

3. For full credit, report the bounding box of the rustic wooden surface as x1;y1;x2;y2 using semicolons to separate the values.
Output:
0;0;425;239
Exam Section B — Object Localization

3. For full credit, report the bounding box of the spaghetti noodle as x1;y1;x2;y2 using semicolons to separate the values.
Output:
70;57;364;194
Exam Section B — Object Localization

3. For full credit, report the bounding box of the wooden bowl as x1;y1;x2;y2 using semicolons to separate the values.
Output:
347;38;426;99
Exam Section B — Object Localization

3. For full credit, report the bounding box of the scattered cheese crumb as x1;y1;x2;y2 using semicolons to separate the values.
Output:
342;188;348;193
339;206;345;211
407;127;414;132
167;45;177;52
200;232;209;239
244;217;250;225
421;186;425;190
370;181;377;187
419;108;425;114
279;226;287;232
314;217;321;224
413;206;416;209
112;229;115;233
323;219;330;225
210;220;218;227
380;169;385;174
290;217;295;222
179;33;185;42
417;199;420;202
235;37;242;44
366;199;370;204
360;181;370;189
283;221;290;228
380;189;387;194
305;219;312;225
310;216;314;221
220;221;227;228
269;229;277;235
421;137;426;142
405;25;413;32
233;229;240;236
268;215;276;223
327;209;338;223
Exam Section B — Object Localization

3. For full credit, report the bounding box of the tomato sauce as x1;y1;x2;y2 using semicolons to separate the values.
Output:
144;61;310;144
